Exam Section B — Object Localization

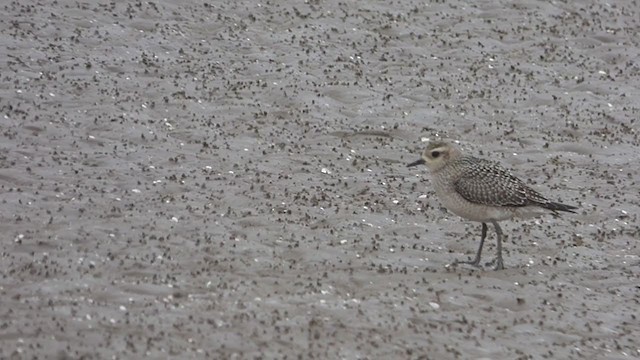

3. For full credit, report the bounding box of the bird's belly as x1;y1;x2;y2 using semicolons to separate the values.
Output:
436;190;515;222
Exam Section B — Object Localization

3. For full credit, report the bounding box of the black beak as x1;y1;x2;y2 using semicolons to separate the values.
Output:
407;159;425;168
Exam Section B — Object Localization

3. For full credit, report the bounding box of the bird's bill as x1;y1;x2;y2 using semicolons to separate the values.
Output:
407;159;426;168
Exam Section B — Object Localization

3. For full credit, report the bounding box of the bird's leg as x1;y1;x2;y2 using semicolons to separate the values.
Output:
491;221;504;270
458;222;487;267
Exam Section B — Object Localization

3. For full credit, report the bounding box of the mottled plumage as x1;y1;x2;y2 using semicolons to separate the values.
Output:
451;156;575;213
407;141;577;270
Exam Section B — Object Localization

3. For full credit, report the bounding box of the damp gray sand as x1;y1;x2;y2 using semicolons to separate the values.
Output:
1;1;639;358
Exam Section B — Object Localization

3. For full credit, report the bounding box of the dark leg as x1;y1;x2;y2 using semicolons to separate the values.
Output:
458;223;487;267
491;221;504;270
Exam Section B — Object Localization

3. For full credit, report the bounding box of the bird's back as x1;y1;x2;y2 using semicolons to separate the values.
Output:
444;156;550;208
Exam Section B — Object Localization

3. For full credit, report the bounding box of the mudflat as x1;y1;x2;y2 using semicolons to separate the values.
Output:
1;1;638;358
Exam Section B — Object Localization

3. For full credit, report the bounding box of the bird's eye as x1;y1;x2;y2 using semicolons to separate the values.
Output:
431;151;441;158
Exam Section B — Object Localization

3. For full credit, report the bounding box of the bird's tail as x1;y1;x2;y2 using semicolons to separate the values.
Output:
542;201;578;214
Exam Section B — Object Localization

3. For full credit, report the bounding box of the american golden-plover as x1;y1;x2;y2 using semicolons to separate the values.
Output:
407;141;577;270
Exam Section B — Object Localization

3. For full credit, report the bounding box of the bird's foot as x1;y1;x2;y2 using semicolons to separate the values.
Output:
491;257;505;271
454;257;482;268
454;257;504;271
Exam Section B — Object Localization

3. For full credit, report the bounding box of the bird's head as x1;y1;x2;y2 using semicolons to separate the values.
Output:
407;141;461;172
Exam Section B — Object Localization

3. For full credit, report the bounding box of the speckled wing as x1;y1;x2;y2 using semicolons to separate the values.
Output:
452;157;548;207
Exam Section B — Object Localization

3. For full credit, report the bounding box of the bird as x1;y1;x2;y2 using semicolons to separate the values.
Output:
407;141;577;270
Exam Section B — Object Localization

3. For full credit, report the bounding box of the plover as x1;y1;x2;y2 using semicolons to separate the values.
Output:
407;141;577;270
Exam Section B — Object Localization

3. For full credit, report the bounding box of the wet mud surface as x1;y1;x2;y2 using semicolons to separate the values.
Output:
1;0;639;359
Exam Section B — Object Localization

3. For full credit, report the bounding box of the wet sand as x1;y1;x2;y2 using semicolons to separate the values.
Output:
1;0;639;358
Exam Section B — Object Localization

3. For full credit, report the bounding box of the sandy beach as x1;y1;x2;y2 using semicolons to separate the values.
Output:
1;0;639;358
